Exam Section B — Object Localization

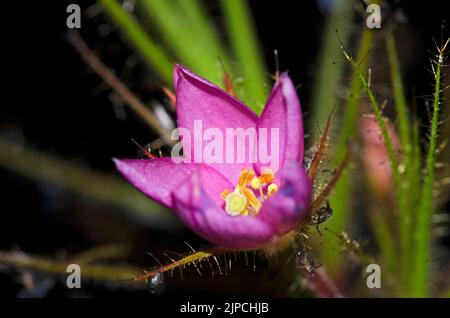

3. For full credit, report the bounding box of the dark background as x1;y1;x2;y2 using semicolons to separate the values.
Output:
0;0;448;297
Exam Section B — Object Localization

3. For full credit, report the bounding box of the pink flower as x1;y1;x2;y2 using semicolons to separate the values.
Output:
114;65;311;249
359;114;401;198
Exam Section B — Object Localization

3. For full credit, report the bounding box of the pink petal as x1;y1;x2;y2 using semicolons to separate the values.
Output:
173;64;180;90
172;173;277;249
175;65;258;183
257;73;304;173
259;164;311;235
114;157;232;209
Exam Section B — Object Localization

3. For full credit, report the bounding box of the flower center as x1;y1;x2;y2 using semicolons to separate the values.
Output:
221;168;279;217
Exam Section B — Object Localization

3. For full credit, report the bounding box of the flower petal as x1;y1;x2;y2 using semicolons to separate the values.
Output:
172;173;278;249
173;65;179;90
175;65;258;183
114;157;232;209
259;164;311;235
256;73;304;172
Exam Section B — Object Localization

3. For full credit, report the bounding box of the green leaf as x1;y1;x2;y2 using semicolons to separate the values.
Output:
309;0;355;130
0;138;175;229
410;41;447;297
138;0;230;85
221;0;268;112
386;29;415;291
100;0;173;83
321;30;373;274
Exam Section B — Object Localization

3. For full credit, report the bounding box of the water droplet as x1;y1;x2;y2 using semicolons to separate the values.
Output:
303;156;312;170
147;273;164;294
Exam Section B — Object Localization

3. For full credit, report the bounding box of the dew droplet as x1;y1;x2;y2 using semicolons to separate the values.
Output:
147;273;164;294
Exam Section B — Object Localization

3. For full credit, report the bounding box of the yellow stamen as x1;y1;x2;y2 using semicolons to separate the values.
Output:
237;169;255;189
250;177;262;189
222;168;278;217
224;191;248;216
241;187;262;211
221;188;230;199
260;168;275;183
250;168;275;189
267;183;279;197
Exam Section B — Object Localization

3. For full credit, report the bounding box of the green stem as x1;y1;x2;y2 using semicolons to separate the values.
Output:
442;289;450;298
410;44;445;297
368;211;398;282
310;0;355;129
343;45;408;292
138;0;228;85
0;139;175;229
0;251;139;283
100;0;173;83
385;29;414;292
386;31;412;154
221;0;267;112
322;30;373;274
71;245;130;264
345;50;406;219
176;0;233;74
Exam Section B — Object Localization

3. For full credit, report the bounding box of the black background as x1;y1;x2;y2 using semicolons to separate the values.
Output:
0;0;449;297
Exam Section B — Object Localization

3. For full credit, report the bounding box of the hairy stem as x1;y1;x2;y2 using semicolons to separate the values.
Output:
410;39;448;297
0;250;139;283
68;32;173;145
0;139;175;229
